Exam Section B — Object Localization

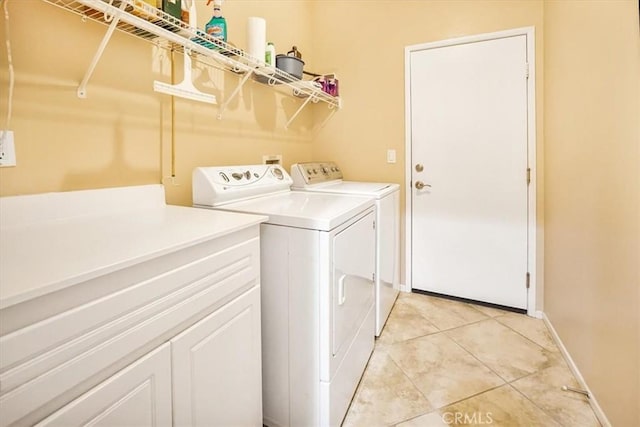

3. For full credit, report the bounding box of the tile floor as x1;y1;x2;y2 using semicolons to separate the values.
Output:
343;292;601;427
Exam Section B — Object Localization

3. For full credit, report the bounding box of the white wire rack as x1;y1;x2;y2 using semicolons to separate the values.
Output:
40;0;341;125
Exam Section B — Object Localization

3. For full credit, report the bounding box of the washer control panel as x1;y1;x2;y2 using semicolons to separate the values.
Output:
291;162;343;187
193;164;293;207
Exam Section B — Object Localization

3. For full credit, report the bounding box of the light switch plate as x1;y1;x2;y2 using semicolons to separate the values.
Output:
386;149;396;164
0;130;16;167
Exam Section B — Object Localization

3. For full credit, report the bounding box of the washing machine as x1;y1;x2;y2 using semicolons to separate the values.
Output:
291;162;400;337
192;164;376;427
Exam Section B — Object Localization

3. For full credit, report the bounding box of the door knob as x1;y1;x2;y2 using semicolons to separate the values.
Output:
415;181;431;190
415;164;424;172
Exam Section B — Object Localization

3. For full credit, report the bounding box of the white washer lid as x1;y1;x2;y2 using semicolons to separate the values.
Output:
211;191;375;231
294;181;400;198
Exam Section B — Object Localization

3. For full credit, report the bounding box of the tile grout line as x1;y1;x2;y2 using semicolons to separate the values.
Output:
378;296;599;427
442;318;515;384
382;326;500;423
494;314;559;354
435;382;508;411
386;326;508;415
444;314;598;426
381;347;437;426
446;322;580;422
506;381;581;427
393;299;517;402
447;325;564;387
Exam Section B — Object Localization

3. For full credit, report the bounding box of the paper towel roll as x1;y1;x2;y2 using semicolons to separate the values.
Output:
247;17;266;63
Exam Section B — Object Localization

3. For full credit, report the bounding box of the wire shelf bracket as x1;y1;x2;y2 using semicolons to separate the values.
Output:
217;70;254;120
77;0;127;98
285;94;316;129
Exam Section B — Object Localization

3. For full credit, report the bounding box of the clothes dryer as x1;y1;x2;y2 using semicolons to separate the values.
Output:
193;164;376;427
291;162;400;337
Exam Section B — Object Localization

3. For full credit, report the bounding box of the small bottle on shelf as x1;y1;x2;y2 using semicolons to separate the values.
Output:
205;0;227;46
265;42;276;67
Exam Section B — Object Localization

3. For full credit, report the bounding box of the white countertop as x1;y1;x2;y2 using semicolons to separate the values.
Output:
0;185;267;309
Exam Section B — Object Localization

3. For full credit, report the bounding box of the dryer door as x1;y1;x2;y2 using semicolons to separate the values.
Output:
332;211;375;357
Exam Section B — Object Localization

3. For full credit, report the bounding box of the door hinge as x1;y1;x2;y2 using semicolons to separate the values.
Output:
373;220;376;230
525;62;530;79
372;272;376;282
526;272;530;289
527;168;531;185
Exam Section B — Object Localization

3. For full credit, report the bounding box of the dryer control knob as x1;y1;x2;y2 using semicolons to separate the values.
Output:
232;172;243;180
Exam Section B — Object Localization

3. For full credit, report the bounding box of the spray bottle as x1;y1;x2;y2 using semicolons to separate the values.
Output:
205;0;227;45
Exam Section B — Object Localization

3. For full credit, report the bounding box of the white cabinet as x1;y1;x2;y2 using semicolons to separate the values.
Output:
35;286;262;427
172;286;262;427
36;343;173;427
0;185;266;426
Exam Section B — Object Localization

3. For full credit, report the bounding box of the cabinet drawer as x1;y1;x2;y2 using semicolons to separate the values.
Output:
0;235;259;426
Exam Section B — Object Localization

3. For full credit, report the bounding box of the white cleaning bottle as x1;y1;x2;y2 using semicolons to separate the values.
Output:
265;42;276;67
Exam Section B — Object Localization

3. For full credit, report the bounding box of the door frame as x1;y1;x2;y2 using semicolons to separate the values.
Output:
404;27;538;315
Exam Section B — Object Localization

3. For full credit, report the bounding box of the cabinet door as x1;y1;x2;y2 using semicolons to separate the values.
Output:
171;286;262;427
36;344;172;427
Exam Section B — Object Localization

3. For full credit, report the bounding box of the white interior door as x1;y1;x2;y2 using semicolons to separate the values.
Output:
409;34;530;309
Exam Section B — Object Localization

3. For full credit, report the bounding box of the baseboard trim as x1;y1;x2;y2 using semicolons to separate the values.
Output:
541;312;612;427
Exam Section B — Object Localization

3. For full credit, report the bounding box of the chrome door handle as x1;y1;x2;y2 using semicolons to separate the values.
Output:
415;181;431;190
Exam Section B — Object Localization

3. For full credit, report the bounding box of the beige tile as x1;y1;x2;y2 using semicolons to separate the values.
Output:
401;293;488;330
496;312;559;352
439;385;562;426
446;319;559;382
511;363;601;427
395;411;448;427
377;298;440;347
387;334;504;409
469;303;510;318
343;350;432;427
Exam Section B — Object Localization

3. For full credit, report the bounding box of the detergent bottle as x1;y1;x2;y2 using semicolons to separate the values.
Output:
205;0;227;46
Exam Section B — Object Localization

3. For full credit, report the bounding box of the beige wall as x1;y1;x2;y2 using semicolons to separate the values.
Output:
544;1;640;425
309;0;545;304
1;0;639;423
0;0;317;206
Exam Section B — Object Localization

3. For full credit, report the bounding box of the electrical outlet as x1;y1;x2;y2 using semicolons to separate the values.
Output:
0;130;16;167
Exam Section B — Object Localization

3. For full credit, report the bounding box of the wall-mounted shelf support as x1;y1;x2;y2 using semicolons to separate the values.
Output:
285;95;316;129
217;70;254;120
77;1;127;98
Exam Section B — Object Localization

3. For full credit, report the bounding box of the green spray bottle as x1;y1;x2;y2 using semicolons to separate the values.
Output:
205;0;227;46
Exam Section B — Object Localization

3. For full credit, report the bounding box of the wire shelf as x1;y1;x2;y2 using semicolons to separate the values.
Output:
40;0;341;108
